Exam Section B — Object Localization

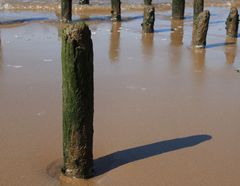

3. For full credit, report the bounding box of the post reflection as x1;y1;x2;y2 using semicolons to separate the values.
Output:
224;37;237;64
142;33;154;59
192;48;206;73
79;13;90;21
170;19;184;46
55;11;63;39
0;31;3;74
109;22;121;63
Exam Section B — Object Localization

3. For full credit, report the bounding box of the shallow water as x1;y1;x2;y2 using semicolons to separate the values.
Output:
0;5;240;186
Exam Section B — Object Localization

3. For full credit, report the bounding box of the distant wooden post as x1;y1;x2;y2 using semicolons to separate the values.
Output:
111;0;121;21
142;6;155;33
172;0;185;19
193;0;204;19
144;0;152;5
225;7;239;38
62;23;94;179
193;10;210;48
61;0;72;22
79;0;89;5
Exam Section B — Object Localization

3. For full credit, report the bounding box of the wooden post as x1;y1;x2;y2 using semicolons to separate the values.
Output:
192;10;210;48
111;0;121;22
225;7;239;38
62;22;94;179
141;5;155;33
79;0;89;5
172;0;185;20
61;0;72;22
193;0;204;19
144;0;152;5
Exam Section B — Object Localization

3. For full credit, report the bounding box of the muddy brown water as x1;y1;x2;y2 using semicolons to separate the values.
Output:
0;5;240;186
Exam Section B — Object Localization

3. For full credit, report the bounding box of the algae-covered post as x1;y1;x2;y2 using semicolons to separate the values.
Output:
62;23;94;179
111;0;121;21
172;0;185;19
79;0;89;5
194;0;204;19
193;10;210;48
142;5;155;33
225;7;239;38
144;0;152;5
61;0;72;22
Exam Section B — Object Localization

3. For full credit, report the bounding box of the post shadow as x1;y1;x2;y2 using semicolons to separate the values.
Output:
109;22;121;62
205;42;235;49
224;37;237;64
94;134;211;176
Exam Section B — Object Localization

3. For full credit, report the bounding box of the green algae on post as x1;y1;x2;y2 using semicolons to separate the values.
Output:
61;0;72;22
111;0;121;22
194;0;204;19
225;7;239;38
79;0;89;5
142;5;155;33
62;22;94;179
172;0;185;20
144;0;152;5
192;10;210;48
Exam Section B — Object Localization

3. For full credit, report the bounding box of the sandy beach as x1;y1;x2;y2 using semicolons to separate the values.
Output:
0;2;240;186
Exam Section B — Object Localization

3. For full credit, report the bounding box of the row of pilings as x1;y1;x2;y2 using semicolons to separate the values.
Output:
61;0;239;48
61;0;239;180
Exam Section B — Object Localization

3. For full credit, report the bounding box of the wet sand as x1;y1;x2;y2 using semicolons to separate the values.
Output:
0;5;240;186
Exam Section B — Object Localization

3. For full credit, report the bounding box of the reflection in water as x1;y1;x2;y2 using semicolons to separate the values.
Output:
79;13;90;21
170;19;184;46
54;10;61;21
142;33;154;58
192;48;206;73
109;22;121;62
168;19;184;72
55;11;63;38
224;37;237;64
0;31;2;74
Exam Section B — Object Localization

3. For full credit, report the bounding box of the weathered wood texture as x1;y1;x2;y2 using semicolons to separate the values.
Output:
61;0;72;22
141;6;155;33
111;0;121;21
79;0;89;5
62;23;94;179
192;10;210;48
225;7;239;38
144;0;152;5
172;0;185;19
194;0;204;19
